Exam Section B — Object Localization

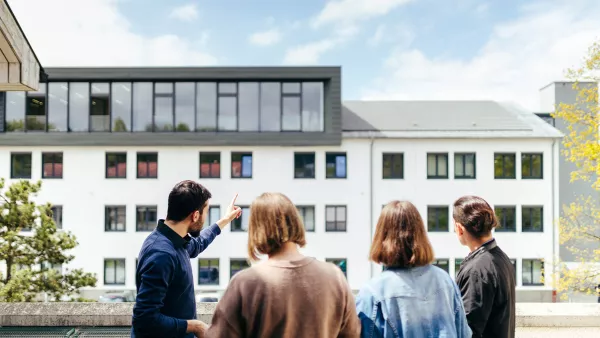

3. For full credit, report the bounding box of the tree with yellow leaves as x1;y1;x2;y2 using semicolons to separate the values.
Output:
553;41;600;300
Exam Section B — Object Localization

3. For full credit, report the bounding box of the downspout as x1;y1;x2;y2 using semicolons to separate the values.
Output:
551;138;558;302
369;135;375;279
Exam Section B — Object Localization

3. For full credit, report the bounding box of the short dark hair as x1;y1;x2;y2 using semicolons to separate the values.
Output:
452;195;497;238
166;180;212;222
370;201;434;268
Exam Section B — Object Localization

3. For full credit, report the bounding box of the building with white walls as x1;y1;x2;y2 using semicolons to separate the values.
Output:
0;67;562;302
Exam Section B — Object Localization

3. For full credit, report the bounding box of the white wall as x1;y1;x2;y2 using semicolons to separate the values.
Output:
0;137;557;294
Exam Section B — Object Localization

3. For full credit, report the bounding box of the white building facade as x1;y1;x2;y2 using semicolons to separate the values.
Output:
0;67;562;302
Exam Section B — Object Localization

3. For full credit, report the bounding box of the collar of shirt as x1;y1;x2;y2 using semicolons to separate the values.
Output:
156;219;191;248
464;238;497;262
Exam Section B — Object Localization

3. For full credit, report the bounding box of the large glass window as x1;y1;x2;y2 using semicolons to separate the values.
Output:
494;153;516;179
217;82;237;131
26;83;46;131
200;152;221;178
154;83;174;131
175;82;195;132
204;206;221;227
198;259;220;285
90;83;110;132
427;153;448;179
196;82;217;131
326;205;346;232
231;152;252;178
106;152;127;178
326;152;347;178
111;82;132;132
294;153;316;178
382;153;404;179
260;82;281;131
302;82;324;131
5;91;25;132
11;153;32;179
137;152;158;178
48;83;68;132
522;153;543;179
495;206;516;232
522;206;543;232
297;206;315;232
133;82;153;132
522;259;544;286
454;153;476;179
428;206;449;232
68;83;89;132
238;82;259;131
104;259;126;285
105;206;126;232
282;82;301;131
136;206;157;231
42;152;63;179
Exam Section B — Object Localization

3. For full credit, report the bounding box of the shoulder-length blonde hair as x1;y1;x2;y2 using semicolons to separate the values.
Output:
370;200;434;268
247;192;306;261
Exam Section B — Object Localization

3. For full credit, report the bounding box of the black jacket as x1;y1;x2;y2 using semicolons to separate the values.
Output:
456;239;516;338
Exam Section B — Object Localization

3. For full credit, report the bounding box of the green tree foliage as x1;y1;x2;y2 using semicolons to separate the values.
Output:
113;118;128;132
0;179;96;302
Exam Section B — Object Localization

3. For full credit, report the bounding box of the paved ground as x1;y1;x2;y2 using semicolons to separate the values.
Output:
517;327;600;337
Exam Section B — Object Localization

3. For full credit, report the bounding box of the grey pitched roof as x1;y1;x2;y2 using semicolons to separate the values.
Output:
342;100;563;139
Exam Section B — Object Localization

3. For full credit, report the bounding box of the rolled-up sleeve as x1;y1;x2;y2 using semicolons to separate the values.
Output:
132;251;188;337
187;223;221;258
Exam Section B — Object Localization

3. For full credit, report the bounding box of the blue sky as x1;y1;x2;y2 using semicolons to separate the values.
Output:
10;0;600;110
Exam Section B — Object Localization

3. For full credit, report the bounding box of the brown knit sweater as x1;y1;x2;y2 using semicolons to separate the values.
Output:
205;257;360;338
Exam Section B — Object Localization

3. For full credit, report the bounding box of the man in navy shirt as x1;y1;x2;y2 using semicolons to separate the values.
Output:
132;180;240;338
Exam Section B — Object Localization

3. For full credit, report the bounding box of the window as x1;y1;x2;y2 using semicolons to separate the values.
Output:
294;153;315;178
455;258;463;278
199;152;220;178
136;206;157;231
427;206;449;232
69;82;89;132
260;82;281;131
205;206;221;227
522;153;543;179
5;91;26;132
382;153;404;179
297;206;315;232
536;114;555;126
11;153;32;179
175;82;195;132
454;153;476;179
106;152;127;178
326;152;347;179
326;258;347;278
198;259;220;285
325;206;346;232
494;153;516;179
427;153;448;179
433;259;449;273
522;259;544;286
522;206;543;232
51;206;63;230
230;259;250;279
495;206;516;232
232;207;250;232
154;83;174;131
26;83;46;131
196;82;217;131
42;152;63;179
111;82;132;132
41;262;62;274
231;152;252;178
218;82;237;131
282;82;301;131
90;83;110;132
238;82;259;131
133;82;153;132
137;152;158;178
48;83;68;132
104;259;126;285
105;206;126;232
301;82;324;131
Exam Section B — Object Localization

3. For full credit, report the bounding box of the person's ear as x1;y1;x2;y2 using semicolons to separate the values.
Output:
192;210;200;223
455;222;465;235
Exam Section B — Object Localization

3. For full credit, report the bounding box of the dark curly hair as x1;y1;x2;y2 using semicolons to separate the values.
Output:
452;196;497;238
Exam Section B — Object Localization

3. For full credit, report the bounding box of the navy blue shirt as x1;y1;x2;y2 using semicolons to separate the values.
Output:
131;220;221;338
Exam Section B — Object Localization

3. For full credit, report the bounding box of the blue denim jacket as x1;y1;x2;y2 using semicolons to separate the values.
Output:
355;264;472;338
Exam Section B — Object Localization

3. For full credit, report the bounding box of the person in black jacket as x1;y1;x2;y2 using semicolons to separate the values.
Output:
453;196;516;338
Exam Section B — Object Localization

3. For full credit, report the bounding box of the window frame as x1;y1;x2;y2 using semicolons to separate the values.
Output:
325;152;347;179
495;206;517;232
136;205;158;232
205;206;221;227
294;152;316;179
382;153;404;179
105;152;127;179
51;205;63;230
231;152;253;179
522;259;544;286
136;152;158;179
494;153;516;179
10;152;32;179
25;83;47;132
105;205;126;232
427;206;449;232
454;152;476;179
522;206;544;232
325;205;347;232
229;258;250;279
41;152;63;179
231;206;250;232
198;258;220;286
521;153;543;179
426;153;449;179
297;205;315;232
199;152;221;179
103;258;126;286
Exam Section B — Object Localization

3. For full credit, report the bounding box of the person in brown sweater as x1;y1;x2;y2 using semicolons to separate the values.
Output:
203;192;360;338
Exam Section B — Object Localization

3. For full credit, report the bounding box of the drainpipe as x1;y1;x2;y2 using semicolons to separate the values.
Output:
369;135;375;279
551;139;558;302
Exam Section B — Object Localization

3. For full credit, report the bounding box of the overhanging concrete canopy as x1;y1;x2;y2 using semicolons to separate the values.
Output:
0;0;44;91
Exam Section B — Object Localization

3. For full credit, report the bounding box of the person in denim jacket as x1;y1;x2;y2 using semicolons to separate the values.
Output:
355;201;472;338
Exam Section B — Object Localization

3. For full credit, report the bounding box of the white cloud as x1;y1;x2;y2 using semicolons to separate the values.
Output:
169;3;199;22
248;28;282;46
312;0;413;28
8;0;217;66
283;39;338;65
362;0;600;111
368;24;386;46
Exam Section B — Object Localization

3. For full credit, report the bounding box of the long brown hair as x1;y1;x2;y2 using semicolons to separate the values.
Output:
247;192;306;261
370;200;434;268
